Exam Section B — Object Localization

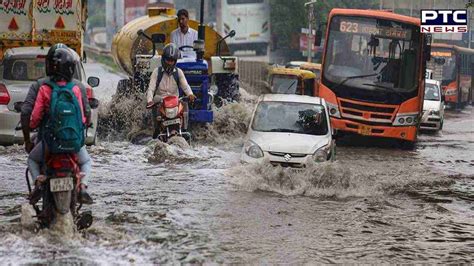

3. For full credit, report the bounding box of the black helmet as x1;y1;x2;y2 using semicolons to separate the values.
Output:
45;43;69;76
46;47;76;81
162;43;180;74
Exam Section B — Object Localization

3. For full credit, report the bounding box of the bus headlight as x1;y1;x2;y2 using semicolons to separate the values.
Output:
326;102;341;118
393;113;419;126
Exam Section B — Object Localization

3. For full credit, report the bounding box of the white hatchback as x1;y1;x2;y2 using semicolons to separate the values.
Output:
421;79;445;131
241;94;336;168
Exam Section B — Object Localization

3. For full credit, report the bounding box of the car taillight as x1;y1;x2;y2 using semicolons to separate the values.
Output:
0;84;10;105
86;86;93;99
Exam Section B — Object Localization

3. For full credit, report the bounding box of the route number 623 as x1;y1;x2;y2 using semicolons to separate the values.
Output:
340;21;359;33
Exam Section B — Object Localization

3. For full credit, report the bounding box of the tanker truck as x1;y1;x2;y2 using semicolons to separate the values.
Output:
111;2;240;125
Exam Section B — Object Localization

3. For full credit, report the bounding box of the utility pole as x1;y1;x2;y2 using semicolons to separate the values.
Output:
305;0;317;62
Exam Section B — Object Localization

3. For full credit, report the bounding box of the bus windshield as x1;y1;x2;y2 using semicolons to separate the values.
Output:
322;16;421;102
431;49;457;84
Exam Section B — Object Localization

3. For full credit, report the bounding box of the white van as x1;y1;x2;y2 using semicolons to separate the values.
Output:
421;79;444;131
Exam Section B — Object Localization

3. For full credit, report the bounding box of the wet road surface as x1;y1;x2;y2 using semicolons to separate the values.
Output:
0;63;472;264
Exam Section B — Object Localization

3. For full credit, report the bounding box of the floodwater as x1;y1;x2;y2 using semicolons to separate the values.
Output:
0;63;472;264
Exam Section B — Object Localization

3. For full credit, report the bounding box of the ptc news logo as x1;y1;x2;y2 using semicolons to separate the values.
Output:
421;10;468;33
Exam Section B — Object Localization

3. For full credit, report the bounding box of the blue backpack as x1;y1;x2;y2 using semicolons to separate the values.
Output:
41;81;85;154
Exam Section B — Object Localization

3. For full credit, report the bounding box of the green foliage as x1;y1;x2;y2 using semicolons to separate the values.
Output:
270;0;378;48
87;0;106;29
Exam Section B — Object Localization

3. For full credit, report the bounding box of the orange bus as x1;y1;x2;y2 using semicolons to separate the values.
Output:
429;43;474;108
317;9;431;146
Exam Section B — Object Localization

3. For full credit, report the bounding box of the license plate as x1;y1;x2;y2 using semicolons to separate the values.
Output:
50;177;74;192
162;118;181;127
358;125;372;135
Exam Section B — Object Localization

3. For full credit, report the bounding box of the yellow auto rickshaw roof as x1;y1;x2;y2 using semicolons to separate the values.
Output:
300;62;322;71
269;67;316;79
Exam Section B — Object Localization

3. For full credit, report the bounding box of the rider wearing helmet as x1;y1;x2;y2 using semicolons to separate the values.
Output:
27;46;93;205
22;43;91;152
146;43;196;138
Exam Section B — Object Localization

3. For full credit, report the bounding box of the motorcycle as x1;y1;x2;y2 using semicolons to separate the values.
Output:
148;95;192;143
14;101;95;232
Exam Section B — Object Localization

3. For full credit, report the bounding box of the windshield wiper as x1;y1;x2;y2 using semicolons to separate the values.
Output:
284;80;297;94
332;73;379;91
267;128;298;133
362;83;405;99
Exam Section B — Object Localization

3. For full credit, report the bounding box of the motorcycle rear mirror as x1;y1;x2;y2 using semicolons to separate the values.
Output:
152;33;166;44
229;30;236;38
87;76;100;88
14;101;23;113
89;98;99;109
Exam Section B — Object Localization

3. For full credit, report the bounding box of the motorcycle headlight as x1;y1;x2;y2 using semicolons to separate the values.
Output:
312;144;330;162
165;106;179;119
209;85;218;96
393;113;419;126
244;140;264;159
326;101;341;118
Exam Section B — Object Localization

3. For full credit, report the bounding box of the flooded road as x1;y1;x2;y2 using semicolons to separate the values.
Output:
0;63;472;264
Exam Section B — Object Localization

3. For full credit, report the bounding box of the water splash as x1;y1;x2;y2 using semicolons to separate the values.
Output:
98;88;257;145
228;160;454;198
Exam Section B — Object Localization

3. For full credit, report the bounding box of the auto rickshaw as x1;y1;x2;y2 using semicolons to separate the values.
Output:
268;67;317;96
285;61;322;80
300;62;322;80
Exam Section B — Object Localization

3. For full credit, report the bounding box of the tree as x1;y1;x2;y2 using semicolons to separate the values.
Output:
270;0;378;48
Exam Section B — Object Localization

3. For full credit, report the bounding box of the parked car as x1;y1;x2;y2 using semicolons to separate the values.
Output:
421;79;445;131
241;94;336;168
0;47;100;146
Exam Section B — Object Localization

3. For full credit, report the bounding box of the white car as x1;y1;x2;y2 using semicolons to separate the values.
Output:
421;79;445;131
241;94;336;168
0;47;100;146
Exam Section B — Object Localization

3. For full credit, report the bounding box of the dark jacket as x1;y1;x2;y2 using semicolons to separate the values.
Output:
21;78;91;130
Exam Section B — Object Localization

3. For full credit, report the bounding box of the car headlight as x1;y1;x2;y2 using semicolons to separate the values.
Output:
430;110;440;116
165;107;179;119
312;144;330;162
393;113;419;126
326;101;341;118
244;140;264;159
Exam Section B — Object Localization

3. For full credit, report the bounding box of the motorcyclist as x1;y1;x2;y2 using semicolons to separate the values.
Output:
146;43;196;138
26;46;93;205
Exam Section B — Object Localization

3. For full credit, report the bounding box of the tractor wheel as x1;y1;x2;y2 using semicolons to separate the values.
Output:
116;79;132;96
215;73;240;107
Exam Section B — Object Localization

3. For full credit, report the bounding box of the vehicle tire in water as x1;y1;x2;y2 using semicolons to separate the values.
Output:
215;73;240;107
116;79;132;96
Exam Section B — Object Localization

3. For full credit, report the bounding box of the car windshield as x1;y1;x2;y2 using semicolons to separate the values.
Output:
323;16;420;94
2;57;80;81
271;76;298;94
425;83;440;101
252;101;328;136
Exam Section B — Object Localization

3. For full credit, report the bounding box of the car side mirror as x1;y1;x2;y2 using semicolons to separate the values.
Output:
87;77;100;88
14;101;24;113
332;128;338;139
314;29;322;47
89;98;99;109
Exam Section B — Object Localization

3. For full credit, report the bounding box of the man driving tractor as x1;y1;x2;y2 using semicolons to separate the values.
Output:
171;9;198;58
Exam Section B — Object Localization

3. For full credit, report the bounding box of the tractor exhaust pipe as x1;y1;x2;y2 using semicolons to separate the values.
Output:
198;0;205;41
